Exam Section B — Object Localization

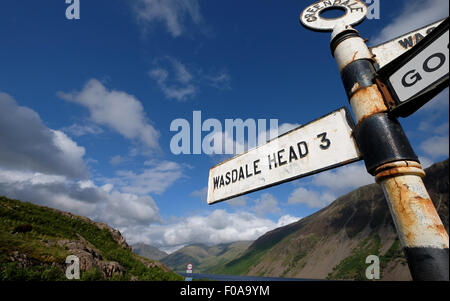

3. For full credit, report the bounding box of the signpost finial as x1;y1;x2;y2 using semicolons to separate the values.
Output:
300;0;367;32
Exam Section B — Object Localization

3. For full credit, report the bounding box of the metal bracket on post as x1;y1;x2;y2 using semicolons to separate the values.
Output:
300;0;449;281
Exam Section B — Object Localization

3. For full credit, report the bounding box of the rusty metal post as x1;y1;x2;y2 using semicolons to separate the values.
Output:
330;24;449;281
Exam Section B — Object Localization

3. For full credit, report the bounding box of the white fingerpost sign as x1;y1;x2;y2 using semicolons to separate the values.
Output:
377;18;449;117
371;19;445;69
207;108;361;205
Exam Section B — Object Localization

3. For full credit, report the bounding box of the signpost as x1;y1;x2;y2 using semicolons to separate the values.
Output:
185;263;193;282
376;18;449;117
207;0;449;281
371;19;445;69
207;108;361;205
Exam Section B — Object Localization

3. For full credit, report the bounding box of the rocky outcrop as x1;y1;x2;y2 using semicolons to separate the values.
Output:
44;209;132;251
92;222;131;251
58;234;125;278
136;256;171;273
9;251;37;269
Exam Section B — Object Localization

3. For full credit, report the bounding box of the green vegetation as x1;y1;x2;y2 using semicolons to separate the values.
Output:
213;248;268;275
380;239;407;270
281;234;318;277
0;262;66;281
327;234;381;281
0;196;183;281
80;268;104;281
327;237;407;281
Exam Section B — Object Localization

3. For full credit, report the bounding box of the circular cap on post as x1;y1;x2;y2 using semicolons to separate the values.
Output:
300;0;368;32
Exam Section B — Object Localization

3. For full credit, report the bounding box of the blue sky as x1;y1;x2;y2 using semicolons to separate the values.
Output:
0;0;448;252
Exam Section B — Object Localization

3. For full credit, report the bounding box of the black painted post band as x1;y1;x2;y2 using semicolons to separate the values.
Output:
353;113;419;175
404;247;449;281
341;60;377;98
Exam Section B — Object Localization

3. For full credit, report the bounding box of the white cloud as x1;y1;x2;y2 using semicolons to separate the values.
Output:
227;196;248;208
52;130;87;172
276;215;300;228
371;0;449;45
61;123;103;137
190;186;208;202
122;209;300;252
203;71;231;90
58;79;160;151
150;67;196;101
287;187;336;208
149;57;232;101
310;163;374;195
420;135;449;159
0;92;88;179
287;162;374;209
172;58;193;84
419;89;449;114
252;193;281;217
411;88;449;163
132;0;203;37
96;191;161;227
109;155;128;166
107;160;184;195
0;169;161;227
258;122;300;145
418;120;449;135
419;156;434;169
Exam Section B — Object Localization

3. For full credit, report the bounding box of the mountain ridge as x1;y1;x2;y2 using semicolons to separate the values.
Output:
160;241;253;273
218;159;449;280
132;243;168;261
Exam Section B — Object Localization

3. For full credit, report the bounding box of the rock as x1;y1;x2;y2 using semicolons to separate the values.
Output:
9;251;38;269
100;261;125;278
91;223;131;251
136;256;171;273
58;235;126;278
11;224;32;234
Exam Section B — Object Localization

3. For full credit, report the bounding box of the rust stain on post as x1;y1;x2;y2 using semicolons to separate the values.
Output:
379;173;449;249
350;84;388;124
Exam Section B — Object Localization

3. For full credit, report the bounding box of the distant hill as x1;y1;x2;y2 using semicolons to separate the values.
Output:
160;241;253;273
0;197;182;281
132;243;168;261
218;159;449;281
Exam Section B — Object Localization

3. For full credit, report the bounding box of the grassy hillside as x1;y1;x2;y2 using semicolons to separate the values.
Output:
160;241;252;273
218;159;449;280
0;197;183;281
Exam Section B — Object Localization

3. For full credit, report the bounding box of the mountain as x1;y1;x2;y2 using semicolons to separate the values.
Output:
0;197;182;281
218;159;449;281
160;241;253;273
132;243;168;261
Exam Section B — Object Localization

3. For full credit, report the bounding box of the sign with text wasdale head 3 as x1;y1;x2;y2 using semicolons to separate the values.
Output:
207;108;362;205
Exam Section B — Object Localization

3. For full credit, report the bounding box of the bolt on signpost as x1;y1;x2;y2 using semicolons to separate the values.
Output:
207;0;449;281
